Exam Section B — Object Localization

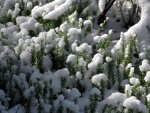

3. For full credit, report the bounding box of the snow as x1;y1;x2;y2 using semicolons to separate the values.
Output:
77;97;90;112
98;0;106;13
32;0;75;20
23;86;35;99
129;67;134;77
44;0;75;20
107;92;126;103
90;87;101;96
84;20;92;27
66;54;76;64
0;90;5;101
31;0;66;18
1;0;16;15
105;56;112;62
68;88;81;100
59;21;69;32
139;52;147;59
123;96;148;113
20;17;37;31
54;68;70;78
16;16;28;25
146;94;150;102
112;0;150;53
1;25;18;44
93;34;109;43
76;71;82;80
88;53;103;72
96;96;118;113
58;38;65;48
0;60;7;68
27;2;33;9
129;77;140;86
78;57;87;67
42;104;51;113
144;71;150;82
75;43;92;54
121;79;129;88
91;73;108;86
125;84;132;96
63;100;80;113
8;104;25;113
20;50;31;64
68;28;79;37
1;0;150;112
51;78;62;94
139;60;150;72
42;55;52;71
126;63;132;70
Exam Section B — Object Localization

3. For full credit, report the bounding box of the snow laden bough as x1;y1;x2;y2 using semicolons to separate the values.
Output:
31;0;75;20
112;0;150;54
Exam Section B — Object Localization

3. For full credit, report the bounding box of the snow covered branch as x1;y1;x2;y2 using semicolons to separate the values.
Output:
98;0;116;24
32;0;75;20
112;0;150;53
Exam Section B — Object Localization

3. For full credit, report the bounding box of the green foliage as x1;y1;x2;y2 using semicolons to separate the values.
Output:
90;94;100;113
125;35;137;64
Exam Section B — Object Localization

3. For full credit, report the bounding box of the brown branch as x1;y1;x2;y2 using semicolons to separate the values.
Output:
98;0;116;24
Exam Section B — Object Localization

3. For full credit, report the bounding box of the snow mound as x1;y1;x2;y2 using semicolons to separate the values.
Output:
112;0;150;53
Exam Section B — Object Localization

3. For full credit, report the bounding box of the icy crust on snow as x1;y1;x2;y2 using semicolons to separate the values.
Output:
112;0;150;53
31;0;75;20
